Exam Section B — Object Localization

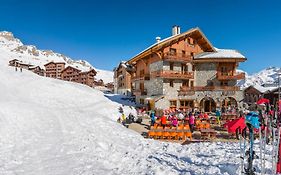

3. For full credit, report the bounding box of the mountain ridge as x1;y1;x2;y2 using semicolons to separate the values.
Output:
0;31;113;83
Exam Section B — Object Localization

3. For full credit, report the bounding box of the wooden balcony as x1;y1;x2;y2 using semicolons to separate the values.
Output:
132;89;147;96
179;86;240;92
216;72;245;80
163;52;192;62
131;74;150;81
151;70;194;80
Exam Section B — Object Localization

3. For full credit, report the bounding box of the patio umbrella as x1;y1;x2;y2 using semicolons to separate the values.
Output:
256;98;270;105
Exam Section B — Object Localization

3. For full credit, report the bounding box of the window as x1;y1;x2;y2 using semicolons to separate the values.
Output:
220;81;228;86
182;80;189;87
169;62;174;70
169;80;174;87
190;81;194;87
170;100;177;109
190;52;194;57
179;100;194;110
221;66;228;76
181;64;188;72
140;69;144;76
170;48;176;55
182;50;186;57
187;38;191;44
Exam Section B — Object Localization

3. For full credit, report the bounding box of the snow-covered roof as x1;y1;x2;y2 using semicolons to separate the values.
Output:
246;84;277;93
194;48;246;59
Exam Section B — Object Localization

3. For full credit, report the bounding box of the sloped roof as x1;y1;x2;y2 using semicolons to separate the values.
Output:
127;27;215;64
245;84;276;93
194;48;246;59
61;66;81;73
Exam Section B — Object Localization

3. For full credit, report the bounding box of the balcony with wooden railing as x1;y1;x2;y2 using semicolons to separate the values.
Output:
131;74;150;81
132;89;147;96
179;85;240;93
216;72;245;80
151;70;194;80
162;52;192;62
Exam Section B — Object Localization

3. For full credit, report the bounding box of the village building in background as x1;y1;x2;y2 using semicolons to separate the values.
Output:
113;61;135;95
117;26;247;112
9;59;98;88
44;61;66;79
28;66;45;76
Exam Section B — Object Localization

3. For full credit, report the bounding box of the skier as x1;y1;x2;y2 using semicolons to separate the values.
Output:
244;111;260;175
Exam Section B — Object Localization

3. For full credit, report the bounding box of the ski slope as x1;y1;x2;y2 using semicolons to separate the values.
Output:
0;55;274;175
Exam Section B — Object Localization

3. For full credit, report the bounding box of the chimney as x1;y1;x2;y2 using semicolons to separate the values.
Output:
156;36;161;43
172;25;180;36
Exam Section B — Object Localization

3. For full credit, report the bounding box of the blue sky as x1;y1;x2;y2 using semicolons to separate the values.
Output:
0;0;281;74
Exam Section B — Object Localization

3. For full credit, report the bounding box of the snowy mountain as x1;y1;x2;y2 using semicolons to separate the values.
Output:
0;31;113;83
238;67;281;89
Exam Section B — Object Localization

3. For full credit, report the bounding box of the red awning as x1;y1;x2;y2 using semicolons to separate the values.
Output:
257;98;270;105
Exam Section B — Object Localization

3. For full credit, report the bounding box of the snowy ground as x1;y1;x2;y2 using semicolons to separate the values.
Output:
0;55;274;175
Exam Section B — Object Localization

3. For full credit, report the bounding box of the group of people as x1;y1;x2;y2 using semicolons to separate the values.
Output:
150;109;210;133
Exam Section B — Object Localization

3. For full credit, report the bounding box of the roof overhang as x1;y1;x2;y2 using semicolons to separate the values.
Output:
127;27;215;64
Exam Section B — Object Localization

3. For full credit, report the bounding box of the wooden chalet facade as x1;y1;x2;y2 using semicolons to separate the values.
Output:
44;61;66;79
122;26;246;111
113;61;134;95
29;66;45;76
244;85;265;106
61;66;97;87
79;69;97;87
61;66;81;82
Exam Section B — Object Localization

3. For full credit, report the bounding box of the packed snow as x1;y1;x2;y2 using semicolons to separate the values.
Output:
0;46;275;175
0;31;113;83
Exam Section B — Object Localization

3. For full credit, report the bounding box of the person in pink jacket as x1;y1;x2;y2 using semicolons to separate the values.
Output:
189;114;195;133
171;116;178;127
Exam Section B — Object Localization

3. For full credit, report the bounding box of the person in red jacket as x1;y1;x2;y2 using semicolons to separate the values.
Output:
160;115;167;128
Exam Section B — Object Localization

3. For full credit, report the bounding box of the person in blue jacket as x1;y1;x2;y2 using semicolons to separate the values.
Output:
150;110;156;126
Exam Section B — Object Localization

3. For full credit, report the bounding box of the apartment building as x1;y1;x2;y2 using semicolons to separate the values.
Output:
124;26;246;112
79;69;97;87
44;61;65;79
113;61;134;95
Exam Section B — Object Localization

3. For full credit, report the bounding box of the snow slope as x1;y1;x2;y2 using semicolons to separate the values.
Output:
0;49;274;175
0;31;113;83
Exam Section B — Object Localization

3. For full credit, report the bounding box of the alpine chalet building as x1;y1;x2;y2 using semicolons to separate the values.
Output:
113;61;135;95
125;26;246;112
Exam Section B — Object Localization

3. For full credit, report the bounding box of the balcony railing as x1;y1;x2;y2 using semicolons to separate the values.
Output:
132;89;147;96
131;74;150;81
216;72;245;80
179;86;240;92
151;70;194;80
163;52;192;62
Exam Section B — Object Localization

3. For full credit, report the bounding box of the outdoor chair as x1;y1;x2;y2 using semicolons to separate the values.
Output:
184;131;192;140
